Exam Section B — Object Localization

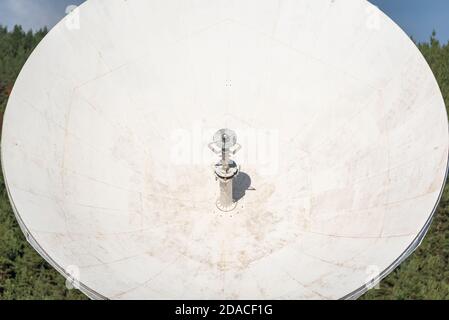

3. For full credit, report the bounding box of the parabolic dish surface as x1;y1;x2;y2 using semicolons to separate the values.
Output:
1;0;448;299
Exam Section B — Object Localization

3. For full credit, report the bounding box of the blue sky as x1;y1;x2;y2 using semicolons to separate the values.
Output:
0;0;448;43
0;0;85;32
370;0;449;43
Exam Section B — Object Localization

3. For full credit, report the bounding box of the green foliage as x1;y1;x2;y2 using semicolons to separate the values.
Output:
362;34;449;300
0;26;448;300
0;25;86;300
0;25;47;113
361;186;449;300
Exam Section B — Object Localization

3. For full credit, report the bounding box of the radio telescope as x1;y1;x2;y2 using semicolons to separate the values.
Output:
1;0;448;300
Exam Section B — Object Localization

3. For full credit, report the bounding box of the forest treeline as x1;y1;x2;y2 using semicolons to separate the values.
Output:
0;26;449;299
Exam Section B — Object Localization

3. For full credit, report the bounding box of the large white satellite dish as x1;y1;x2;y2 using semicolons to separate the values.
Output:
1;0;448;300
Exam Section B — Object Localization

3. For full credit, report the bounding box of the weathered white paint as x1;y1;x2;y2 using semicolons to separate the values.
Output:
1;0;448;300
